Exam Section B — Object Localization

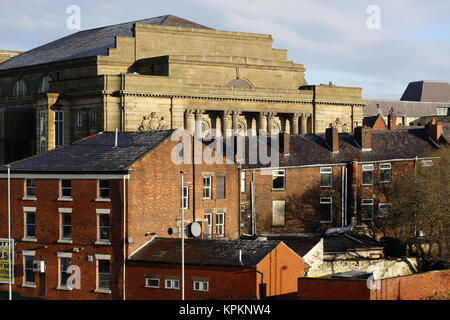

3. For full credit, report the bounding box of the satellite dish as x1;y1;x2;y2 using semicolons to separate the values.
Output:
189;221;202;238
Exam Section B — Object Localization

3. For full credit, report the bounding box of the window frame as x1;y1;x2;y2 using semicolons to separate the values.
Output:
203;176;212;199
13;79;28;96
23;252;35;286
216;212;225;237
362;164;374;186
58;256;71;288
320;167;333;188
39;111;48;153
97;211;110;243
319;197;333;223
240;171;246;192
24;209;36;240
204;213;212;238
361;199;374;221
272;169;286;190
145;277;160;288
98;179;110;200
193;280;209;292
96;258;111;291
38;75;52;94
54;111;64;148
165;278;180;290
216;176;226;200
25;179;36;198
378;203;391;218
60;211;71;241
59;179;72;199
379;163;392;183
421;160;433;167
77;111;83;128
182;185;189;210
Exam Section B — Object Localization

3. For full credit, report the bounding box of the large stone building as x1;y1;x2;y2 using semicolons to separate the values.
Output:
0;14;366;165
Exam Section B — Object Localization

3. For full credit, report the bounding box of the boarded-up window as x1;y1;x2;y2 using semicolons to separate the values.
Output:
272;200;285;226
216;176;225;199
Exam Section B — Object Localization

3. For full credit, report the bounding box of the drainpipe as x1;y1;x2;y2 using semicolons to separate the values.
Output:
351;158;358;220
238;165;241;238
251;172;255;235
7;164;12;300
122;173;129;300
341;166;345;227
344;166;348;227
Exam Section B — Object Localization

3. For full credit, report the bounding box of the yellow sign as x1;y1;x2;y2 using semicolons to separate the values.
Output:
0;239;14;284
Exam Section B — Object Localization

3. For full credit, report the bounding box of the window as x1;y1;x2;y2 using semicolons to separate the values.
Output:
60;180;71;199
362;164;374;185
182;186;189;210
240;171;246;192
272;200;286;226
39;111;47;153
203;176;211;199
320;167;332;187
436;107;449;116
38;75;51;93
77;111;83;127
193;280;209;292
23;253;35;285
98;180;110;199
90;110;97;126
54;111;64;148
24;210;36;239
216;176;226;199
361;199;374;221
98;213;110;242
145;277;160;288
216;212;224;237
421;160;433;167
379;163;391;183
204;213;212;238
97;259;110;290
60;212;71;240
25;179;36;197
165;279;180;289
59;257;71;288
13;79;27;96
378;203;391;218
272;170;285;190
320;197;333;223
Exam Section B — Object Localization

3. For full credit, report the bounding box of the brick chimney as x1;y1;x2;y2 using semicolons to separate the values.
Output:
354;126;372;150
279;131;290;155
388;107;397;130
427;118;443;142
325;126;339;152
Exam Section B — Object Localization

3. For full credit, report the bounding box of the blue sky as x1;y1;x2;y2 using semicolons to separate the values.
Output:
0;0;449;99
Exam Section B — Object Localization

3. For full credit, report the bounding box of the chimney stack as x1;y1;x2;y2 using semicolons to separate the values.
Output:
388;108;397;130
354;126;372;150
279;131;290;155
326;126;339;152
427;118;443;142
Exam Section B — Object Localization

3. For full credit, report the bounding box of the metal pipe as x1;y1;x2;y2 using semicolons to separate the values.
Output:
7;164;12;300
180;171;185;300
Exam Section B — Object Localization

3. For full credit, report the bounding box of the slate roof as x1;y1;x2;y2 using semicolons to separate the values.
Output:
400;81;450;103
364;99;450;117
241;128;439;169
128;238;283;268
0;15;211;71
0;130;174;173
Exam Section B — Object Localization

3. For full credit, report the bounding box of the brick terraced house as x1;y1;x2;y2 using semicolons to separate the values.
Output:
126;237;307;300
239;120;448;236
0;130;239;299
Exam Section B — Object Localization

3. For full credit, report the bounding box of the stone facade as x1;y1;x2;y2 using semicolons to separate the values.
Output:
0;16;367;165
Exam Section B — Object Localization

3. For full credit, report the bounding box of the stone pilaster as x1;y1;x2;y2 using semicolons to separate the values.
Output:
258;112;268;136
185;109;195;135
291;112;300;135
222;110;233;136
300;113;307;135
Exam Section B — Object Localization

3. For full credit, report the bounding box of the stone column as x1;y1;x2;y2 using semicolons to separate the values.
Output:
232;110;241;135
300;113;307;135
185;109;195;135
195;109;204;137
291;113;300;135
222;110;233;136
267;112;275;135
258;112;268;136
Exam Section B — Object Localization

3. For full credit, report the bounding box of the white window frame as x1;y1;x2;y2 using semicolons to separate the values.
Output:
204;213;212;238
240;171;246;192
57;254;72;289
59;179;72;199
24;207;36;240
421;160;433;167
378;203;391;218
182;185;189;210
193;280;209;292
362;164;374;185
203;176;212;199
59;210;72;241
272;169;286;190
97;209;111;244
319;197;333;223
165;279;180;290
379;163;392;183
361;199;374;221
216;212;224;237
96;254;111;292
320;167;333;188
25;179;36;198
145;277;160;288
23;251;36;286
98;179;110;200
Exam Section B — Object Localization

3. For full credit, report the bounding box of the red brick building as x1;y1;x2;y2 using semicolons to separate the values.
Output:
126;237;307;300
240;120;447;236
0;130;239;299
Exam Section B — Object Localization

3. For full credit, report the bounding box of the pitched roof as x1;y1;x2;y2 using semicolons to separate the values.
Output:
0;130;174;173
400;81;450;103
0;15;211;71
128;238;283;268
364;99;450;117
241;128;439;169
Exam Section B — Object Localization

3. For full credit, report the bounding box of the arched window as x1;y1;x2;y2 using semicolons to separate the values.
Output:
13;79;28;96
225;78;252;88
38;75;52;93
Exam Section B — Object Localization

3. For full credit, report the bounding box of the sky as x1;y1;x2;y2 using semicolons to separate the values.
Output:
0;0;449;99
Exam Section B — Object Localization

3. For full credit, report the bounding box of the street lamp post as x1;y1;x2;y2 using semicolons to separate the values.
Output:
180;170;186;300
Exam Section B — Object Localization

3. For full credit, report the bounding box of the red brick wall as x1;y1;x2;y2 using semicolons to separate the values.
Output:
256;242;306;297
126;262;257;300
370;270;450;300
298;278;371;300
0;177;125;299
